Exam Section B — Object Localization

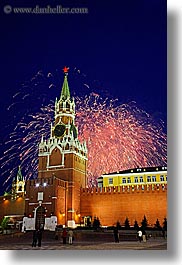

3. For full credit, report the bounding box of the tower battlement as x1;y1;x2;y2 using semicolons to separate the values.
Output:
81;183;167;195
26;176;68;188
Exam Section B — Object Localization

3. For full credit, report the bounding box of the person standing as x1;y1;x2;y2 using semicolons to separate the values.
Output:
137;229;143;242
113;227;119;243
32;229;38;247
62;228;67;244
142;229;146;242
37;229;42;247
68;229;74;245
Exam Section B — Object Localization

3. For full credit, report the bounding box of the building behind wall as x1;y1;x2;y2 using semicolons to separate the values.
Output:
84;167;167;227
81;173;167;227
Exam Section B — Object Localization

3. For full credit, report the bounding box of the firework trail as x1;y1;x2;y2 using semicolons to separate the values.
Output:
76;94;167;186
0;104;54;186
0;70;167;189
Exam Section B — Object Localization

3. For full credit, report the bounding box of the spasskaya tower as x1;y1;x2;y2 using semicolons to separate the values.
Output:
25;67;87;228
38;67;87;183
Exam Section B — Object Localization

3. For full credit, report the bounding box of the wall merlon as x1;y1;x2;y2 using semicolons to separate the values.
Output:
81;183;167;196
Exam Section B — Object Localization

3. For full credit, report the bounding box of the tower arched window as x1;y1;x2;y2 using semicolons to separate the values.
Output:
66;102;70;109
65;144;69;150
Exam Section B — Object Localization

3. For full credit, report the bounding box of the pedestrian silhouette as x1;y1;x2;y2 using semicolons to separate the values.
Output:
68;229;74;245
113;227;119;243
62;228;67;244
37;229;42;247
137;228;142;242
142;228;146;242
32;229;38;247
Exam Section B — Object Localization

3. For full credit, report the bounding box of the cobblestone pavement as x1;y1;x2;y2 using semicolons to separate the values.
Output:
0;239;167;250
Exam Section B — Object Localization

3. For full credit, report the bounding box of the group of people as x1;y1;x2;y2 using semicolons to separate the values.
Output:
32;227;74;247
62;228;74;245
55;228;74;244
32;226;147;247
113;226;147;243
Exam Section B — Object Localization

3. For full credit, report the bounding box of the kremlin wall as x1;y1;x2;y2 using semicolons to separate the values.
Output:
80;184;167;227
0;180;167;228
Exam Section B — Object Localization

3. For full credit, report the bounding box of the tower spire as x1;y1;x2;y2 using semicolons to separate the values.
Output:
60;66;70;100
17;165;24;181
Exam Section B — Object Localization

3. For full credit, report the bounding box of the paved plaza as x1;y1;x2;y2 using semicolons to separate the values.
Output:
0;231;167;250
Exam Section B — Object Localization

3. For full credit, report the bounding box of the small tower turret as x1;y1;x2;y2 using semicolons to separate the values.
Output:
11;166;25;200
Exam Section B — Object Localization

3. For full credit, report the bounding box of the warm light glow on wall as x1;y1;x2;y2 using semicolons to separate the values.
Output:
59;211;65;217
3;199;9;205
16;197;23;202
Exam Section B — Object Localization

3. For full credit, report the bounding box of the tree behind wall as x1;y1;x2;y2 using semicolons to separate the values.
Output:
134;220;139;230
116;221;121;229
154;218;162;230
124;217;130;229
141;215;148;229
163;217;167;231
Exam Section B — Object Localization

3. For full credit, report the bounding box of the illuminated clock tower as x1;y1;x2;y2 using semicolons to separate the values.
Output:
37;67;88;227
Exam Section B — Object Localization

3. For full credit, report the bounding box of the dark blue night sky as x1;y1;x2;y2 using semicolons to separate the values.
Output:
0;0;167;194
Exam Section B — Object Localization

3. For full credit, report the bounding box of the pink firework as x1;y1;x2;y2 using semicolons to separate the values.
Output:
75;94;167;186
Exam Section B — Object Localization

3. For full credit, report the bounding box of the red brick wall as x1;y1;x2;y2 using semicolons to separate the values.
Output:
56;183;67;225
38;156;47;178
80;184;167;227
0;196;25;220
1;182;167;229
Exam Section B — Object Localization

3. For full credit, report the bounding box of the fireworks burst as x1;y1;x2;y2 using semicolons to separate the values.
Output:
0;70;167;189
76;94;167;185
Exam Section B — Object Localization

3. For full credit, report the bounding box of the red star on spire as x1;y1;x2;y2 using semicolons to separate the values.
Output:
63;66;69;73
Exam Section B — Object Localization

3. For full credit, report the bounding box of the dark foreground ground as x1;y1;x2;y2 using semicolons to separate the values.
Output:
0;230;167;250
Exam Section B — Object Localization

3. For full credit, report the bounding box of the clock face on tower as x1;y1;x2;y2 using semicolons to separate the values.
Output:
54;124;66;138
